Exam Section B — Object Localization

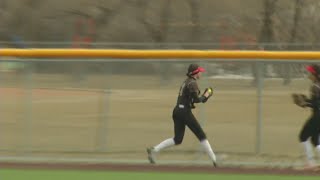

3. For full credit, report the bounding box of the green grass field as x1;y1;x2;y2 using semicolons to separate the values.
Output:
1;169;319;180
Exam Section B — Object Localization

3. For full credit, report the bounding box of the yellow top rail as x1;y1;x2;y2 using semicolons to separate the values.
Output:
1;48;320;60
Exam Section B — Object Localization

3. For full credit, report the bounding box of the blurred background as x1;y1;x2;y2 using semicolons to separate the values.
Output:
0;0;319;168
1;0;320;48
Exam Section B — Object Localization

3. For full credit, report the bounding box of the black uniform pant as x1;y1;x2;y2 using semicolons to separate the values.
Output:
299;112;320;146
172;107;207;145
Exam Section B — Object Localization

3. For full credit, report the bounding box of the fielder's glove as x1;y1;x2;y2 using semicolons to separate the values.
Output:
202;87;213;102
292;93;308;107
204;87;213;97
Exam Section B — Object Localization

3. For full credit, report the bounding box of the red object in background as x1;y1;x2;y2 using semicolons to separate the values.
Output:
219;36;237;50
219;36;237;68
72;17;96;48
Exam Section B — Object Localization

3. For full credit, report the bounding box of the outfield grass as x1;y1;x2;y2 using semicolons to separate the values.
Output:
1;169;319;180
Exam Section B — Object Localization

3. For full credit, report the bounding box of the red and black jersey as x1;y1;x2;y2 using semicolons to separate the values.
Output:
305;82;320;112
176;77;206;109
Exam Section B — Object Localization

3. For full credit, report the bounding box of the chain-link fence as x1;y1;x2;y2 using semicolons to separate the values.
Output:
0;49;315;167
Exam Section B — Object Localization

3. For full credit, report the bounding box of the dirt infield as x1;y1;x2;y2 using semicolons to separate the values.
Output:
1;162;320;176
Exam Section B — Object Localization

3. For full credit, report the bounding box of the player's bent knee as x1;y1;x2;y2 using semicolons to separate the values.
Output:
197;133;207;141
311;137;320;147
299;133;309;142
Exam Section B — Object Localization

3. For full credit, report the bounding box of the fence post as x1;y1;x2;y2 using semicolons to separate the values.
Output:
23;61;33;153
96;89;111;152
255;61;264;154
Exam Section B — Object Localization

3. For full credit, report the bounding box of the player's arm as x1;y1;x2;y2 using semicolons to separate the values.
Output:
304;95;320;108
190;92;207;103
303;96;313;107
305;85;320;108
189;82;211;103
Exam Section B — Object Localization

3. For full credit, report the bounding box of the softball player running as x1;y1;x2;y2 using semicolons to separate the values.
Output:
293;64;320;169
147;63;217;167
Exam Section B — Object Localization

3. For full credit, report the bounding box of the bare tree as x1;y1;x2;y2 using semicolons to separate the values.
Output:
305;1;320;46
258;0;278;49
188;0;200;43
281;0;304;85
258;0;304;85
60;0;128;43
289;0;303;46
252;0;278;86
0;0;7;11
135;0;172;81
1;0;44;44
25;0;42;7
137;0;171;44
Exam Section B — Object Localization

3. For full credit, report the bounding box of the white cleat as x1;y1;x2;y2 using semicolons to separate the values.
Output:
147;147;156;164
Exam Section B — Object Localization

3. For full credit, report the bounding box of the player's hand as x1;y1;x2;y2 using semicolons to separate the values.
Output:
292;93;307;107
203;87;213;98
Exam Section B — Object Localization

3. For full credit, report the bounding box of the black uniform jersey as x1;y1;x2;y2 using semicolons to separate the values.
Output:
176;77;206;109
306;82;320;112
